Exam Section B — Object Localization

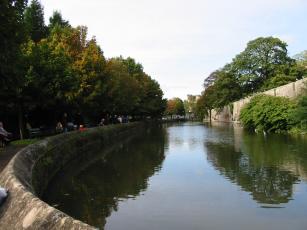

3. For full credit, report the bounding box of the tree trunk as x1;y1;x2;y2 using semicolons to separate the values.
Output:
209;109;212;123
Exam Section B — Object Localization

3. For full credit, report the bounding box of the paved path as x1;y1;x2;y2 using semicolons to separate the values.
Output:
0;146;25;172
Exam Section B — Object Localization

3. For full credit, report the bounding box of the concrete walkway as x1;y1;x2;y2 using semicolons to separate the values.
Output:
0;145;25;172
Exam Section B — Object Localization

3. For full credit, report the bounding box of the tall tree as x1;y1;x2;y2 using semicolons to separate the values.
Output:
165;98;185;117
209;70;242;108
24;0;47;42
48;11;70;29
230;37;293;94
293;50;307;78
0;0;27;90
0;0;28;138
103;58;139;115
115;56;166;117
196;86;217;122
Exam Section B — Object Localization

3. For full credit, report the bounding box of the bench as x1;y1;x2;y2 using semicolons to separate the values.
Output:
0;134;11;147
28;128;41;139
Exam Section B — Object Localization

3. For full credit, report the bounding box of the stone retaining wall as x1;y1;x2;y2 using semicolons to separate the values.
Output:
0;123;143;229
210;78;306;122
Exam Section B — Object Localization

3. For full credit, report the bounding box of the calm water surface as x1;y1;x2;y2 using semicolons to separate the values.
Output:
44;122;307;230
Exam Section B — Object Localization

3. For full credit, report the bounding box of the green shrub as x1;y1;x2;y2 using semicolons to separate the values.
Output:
240;95;296;133
293;96;307;131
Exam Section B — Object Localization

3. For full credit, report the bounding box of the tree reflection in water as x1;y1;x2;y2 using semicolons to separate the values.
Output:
43;126;166;229
205;127;307;206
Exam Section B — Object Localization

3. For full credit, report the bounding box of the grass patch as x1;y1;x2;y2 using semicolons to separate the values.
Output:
11;138;41;146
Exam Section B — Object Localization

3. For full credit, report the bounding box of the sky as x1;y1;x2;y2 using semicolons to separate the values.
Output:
39;0;307;100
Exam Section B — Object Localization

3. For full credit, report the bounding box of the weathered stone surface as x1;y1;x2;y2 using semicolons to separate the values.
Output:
210;78;306;123
0;123;143;229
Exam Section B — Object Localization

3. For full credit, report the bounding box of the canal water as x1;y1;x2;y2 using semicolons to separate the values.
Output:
43;122;307;230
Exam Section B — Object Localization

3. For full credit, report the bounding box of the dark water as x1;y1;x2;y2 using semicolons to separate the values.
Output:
43;122;307;230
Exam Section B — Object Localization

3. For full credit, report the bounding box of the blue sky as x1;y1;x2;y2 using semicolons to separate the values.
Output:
40;0;307;99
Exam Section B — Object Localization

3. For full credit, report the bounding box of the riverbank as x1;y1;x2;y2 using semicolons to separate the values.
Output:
208;78;306;123
0;146;24;173
0;123;144;229
0;139;40;173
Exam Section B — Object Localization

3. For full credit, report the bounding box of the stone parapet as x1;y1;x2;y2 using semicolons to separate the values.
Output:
0;123;143;229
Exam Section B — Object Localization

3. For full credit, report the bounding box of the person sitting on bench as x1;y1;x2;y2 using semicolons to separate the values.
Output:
0;121;12;146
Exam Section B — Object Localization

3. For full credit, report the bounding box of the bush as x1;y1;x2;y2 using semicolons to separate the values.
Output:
294;96;307;131
240;95;296;133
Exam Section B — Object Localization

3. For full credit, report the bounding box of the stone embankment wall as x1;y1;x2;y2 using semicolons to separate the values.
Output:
211;78;306;123
0;123;144;229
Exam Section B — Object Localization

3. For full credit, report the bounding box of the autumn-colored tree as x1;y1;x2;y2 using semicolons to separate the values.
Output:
1;1;166;138
165;98;185;117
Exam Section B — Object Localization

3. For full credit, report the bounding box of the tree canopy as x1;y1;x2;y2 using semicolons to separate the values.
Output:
165;98;185;116
49;11;70;29
195;36;306;121
230;37;293;93
0;1;166;138
24;0;47;42
0;0;28;91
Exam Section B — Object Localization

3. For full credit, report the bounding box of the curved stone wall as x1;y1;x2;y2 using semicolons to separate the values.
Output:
0;123;143;229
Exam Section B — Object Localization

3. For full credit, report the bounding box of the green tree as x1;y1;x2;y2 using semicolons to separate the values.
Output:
293;82;307;131
0;0;27;90
294;96;307;131
230;37;293;94
196;86;217;122
294;50;307;64
209;70;242;108
22;35;75;109
0;0;28;138
103;58;139;115
114;57;166;117
24;0;47;42
293;50;307;78
1;0;167;136
165;98;185;117
262;73;296;89
48;11;70;29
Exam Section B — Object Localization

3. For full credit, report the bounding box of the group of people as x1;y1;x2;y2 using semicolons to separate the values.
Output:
0;113;131;147
99;115;129;126
0;122;12;147
56;112;85;133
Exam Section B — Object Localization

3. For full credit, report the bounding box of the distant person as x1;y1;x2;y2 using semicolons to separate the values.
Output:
118;115;123;124
123;115;129;123
112;115;119;124
0;122;12;146
75;112;84;130
56;122;63;133
79;125;86;132
99;118;105;126
62;113;68;133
